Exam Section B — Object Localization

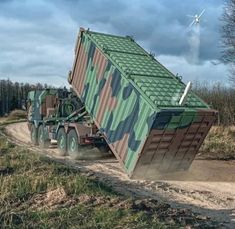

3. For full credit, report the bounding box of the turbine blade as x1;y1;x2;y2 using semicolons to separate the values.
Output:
187;15;194;18
189;20;195;27
199;9;205;18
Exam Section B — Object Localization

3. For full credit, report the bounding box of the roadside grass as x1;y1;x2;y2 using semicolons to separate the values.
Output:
7;109;27;121
0;136;173;229
0;118;8;125
0;124;220;228
198;126;235;160
0;110;27;126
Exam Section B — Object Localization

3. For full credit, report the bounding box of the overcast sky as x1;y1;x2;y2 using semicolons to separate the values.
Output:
0;0;227;86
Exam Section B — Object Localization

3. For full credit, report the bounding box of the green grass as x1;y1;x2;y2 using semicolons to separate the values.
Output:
0;133;218;228
0;136;172;229
198;126;235;160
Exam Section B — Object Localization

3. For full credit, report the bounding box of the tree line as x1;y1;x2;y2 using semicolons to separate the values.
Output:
193;82;235;126
0;79;49;116
0;79;234;126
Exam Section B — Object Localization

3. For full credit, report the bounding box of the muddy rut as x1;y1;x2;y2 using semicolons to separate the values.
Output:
4;122;235;228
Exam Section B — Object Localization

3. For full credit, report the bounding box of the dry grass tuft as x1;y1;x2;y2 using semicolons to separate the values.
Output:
198;126;235;160
7;109;27;121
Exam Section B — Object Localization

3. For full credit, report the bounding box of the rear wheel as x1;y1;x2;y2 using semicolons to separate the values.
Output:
67;129;83;160
38;125;50;149
57;128;67;156
31;124;38;145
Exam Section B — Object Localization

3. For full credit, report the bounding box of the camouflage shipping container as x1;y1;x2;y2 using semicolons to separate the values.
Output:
69;28;217;179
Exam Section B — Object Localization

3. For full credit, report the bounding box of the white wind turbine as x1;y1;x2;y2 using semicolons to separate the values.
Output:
187;9;205;27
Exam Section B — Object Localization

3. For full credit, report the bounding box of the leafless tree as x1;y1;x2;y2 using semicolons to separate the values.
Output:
193;81;235;125
221;0;235;85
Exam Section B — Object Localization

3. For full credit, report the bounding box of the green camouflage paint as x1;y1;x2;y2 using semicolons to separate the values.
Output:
68;28;217;178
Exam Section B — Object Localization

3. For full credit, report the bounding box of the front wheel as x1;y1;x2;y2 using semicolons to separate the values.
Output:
38;125;50;149
31;124;38;146
57;128;67;156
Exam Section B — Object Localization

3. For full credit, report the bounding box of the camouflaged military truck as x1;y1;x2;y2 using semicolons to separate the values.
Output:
27;28;217;179
27;88;107;159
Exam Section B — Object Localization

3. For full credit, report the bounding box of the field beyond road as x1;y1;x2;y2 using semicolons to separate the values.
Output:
1;122;235;228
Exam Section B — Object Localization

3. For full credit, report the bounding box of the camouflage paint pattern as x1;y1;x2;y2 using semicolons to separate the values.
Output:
27;89;57;124
69;28;217;178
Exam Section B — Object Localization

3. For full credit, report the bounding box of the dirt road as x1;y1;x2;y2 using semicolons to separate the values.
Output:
5;122;235;228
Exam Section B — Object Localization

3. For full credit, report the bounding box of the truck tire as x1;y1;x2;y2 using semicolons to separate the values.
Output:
31;124;38;146
57;128;67;156
38;125;50;149
67;129;83;160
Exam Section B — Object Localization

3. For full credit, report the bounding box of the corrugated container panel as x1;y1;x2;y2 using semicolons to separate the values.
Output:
88;34;208;109
69;28;217;179
132;77;206;107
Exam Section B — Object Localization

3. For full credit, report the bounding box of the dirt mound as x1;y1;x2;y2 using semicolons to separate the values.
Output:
31;188;74;210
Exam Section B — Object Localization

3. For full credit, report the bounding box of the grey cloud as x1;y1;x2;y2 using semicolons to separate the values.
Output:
158;55;228;84
53;0;224;61
0;0;226;85
0;0;78;84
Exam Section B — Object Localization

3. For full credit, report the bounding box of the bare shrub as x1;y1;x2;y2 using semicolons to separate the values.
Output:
193;81;235;126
